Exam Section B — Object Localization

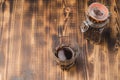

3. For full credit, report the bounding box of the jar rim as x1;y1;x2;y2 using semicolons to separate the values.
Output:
87;2;109;21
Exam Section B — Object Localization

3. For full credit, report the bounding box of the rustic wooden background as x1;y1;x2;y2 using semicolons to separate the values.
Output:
0;0;120;80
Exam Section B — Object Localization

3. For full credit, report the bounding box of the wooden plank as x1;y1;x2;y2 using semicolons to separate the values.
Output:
0;0;119;80
0;0;11;80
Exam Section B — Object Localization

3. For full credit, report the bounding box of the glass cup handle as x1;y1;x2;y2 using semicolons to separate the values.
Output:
80;21;89;32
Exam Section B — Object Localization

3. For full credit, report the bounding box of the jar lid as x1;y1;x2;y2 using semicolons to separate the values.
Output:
87;2;109;21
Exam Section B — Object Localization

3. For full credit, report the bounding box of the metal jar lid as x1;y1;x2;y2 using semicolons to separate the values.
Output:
87;2;109;21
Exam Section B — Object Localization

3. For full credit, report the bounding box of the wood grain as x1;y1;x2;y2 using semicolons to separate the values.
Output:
0;0;120;80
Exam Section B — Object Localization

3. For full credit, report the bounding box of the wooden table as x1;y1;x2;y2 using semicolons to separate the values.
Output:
0;0;120;80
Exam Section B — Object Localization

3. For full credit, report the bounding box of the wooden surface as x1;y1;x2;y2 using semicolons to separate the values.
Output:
0;0;120;80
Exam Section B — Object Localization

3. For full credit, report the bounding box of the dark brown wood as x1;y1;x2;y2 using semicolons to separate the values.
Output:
0;0;120;80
